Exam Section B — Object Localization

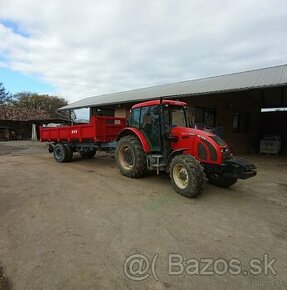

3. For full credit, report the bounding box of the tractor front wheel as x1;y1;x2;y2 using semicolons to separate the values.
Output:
116;135;146;178
170;154;206;198
207;174;237;188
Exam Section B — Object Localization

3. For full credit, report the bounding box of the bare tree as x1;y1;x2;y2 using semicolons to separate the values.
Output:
0;83;12;104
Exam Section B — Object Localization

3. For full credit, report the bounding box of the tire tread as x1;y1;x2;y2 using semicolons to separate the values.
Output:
170;154;206;198
116;135;146;178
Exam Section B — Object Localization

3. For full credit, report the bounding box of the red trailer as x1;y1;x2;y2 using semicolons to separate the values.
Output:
40;116;126;161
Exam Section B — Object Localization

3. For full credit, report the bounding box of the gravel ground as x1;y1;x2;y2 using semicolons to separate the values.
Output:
0;141;286;290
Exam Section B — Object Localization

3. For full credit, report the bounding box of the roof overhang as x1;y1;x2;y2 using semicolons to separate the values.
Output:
59;64;287;111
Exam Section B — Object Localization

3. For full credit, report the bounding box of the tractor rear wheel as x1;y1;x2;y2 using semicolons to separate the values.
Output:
54;143;68;163
207;174;237;188
116;135;146;178
170;154;206;198
80;149;96;159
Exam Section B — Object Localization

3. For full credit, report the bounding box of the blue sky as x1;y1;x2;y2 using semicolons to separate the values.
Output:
0;19;29;37
0;67;55;95
0;19;55;95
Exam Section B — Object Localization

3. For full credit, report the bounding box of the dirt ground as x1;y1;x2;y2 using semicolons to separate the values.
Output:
0;141;286;290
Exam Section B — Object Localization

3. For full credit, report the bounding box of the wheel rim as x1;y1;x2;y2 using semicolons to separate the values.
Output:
55;147;62;160
173;164;189;189
119;145;134;170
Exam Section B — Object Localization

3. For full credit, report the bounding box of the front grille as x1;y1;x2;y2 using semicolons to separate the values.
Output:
198;142;207;160
202;139;217;161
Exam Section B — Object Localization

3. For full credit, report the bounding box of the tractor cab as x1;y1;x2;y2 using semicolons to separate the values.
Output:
128;99;191;153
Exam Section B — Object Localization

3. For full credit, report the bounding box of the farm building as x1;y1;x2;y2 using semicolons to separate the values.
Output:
0;105;67;140
61;64;287;154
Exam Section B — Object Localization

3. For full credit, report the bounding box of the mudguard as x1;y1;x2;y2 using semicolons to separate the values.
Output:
116;127;151;153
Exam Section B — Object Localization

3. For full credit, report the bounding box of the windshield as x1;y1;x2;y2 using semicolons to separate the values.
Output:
163;105;192;129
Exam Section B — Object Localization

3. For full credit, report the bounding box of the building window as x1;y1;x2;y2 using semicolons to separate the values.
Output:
233;112;249;133
73;107;90;123
92;107;114;117
194;107;216;128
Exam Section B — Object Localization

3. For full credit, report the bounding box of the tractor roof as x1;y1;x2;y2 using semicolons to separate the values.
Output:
132;99;187;109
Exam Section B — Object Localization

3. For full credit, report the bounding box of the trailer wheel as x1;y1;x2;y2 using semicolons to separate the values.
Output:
207;174;237;188
80;149;96;159
54;143;68;163
116;135;146;178
170;154;206;198
65;145;73;162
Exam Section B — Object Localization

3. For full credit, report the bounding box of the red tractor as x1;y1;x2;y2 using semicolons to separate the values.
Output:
40;99;256;198
115;99;256;197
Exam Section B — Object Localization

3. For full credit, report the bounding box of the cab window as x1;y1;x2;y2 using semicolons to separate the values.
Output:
171;108;186;127
129;108;140;128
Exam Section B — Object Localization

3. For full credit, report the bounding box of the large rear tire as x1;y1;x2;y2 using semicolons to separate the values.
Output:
54;143;69;163
207;174;237;188
170;154;206;198
116;135;146;178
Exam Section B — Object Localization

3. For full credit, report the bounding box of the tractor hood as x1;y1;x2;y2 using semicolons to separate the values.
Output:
171;127;216;138
170;126;229;165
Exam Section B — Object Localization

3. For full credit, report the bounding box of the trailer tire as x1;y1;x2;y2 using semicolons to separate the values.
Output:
65;145;73;162
116;135;146;178
207;174;238;188
54;143;69;163
170;154;206;198
80;149;96;159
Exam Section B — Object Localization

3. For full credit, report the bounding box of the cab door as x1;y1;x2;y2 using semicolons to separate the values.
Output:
140;106;161;151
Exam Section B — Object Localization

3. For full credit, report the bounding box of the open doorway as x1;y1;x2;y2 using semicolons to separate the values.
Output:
260;108;287;155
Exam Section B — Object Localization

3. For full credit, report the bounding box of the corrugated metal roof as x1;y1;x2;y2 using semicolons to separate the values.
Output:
61;64;287;110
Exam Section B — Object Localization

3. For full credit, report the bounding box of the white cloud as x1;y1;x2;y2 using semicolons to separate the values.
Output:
0;0;287;103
